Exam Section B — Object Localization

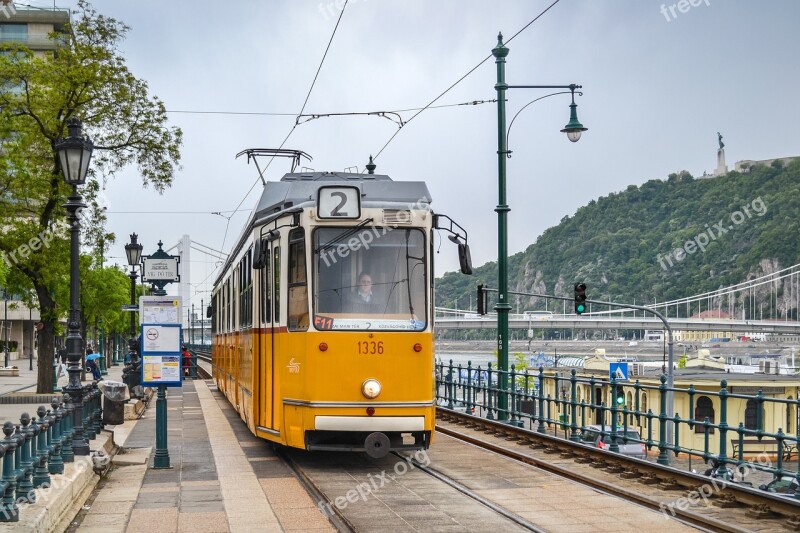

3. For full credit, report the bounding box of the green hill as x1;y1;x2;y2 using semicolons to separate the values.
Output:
436;159;800;320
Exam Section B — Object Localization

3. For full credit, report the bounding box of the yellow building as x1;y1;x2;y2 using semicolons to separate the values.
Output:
544;351;798;458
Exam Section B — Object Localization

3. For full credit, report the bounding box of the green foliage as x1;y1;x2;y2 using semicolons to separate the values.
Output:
0;1;182;392
437;161;800;319
2;341;18;352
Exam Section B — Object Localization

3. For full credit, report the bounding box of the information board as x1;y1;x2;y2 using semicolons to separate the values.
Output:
142;354;182;385
139;296;183;387
140;296;182;326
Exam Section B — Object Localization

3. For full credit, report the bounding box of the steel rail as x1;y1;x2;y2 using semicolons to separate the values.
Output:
394;451;546;532
437;408;800;529
275;448;357;533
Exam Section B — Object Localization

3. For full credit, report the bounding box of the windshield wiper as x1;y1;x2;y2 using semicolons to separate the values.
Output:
316;218;374;254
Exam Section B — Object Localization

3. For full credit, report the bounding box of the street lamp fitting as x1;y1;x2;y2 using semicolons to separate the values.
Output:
55;118;94;186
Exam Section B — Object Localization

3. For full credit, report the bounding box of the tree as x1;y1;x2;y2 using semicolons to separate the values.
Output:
0;1;182;392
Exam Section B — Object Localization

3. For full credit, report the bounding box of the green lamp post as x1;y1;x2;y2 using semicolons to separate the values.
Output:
492;33;587;421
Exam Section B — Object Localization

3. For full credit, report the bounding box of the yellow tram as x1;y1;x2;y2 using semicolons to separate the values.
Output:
211;168;471;457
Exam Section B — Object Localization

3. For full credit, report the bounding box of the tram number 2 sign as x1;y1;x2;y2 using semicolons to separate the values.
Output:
317;185;361;219
358;340;384;355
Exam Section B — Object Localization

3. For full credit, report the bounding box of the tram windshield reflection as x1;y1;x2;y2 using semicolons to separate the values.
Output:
313;227;427;331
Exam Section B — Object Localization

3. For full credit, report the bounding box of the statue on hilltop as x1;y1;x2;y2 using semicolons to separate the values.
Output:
717;132;725;151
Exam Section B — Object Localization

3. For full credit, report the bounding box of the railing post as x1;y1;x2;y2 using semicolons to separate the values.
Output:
466;361;473;414
60;394;74;463
717;379;729;478
735;423;745;463
672;413;681;457
776;427;785;475
446;359;454;410
609;375;619;453
83;385;95;441
537;366;546;434
48;398;64;475
657;374;670;465
569;369;580;442
15;416;33;504
687;384;695;432
0;423;19;522
510;365;522;427
755;389;764;436
12;425;26;503
33;406;51;488
486;363;494;420
93;384;103;435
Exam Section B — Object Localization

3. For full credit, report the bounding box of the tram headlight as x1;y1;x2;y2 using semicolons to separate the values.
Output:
361;378;382;399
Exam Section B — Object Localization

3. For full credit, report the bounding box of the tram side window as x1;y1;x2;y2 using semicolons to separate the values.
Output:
260;250;271;324
274;246;280;323
245;248;253;327
211;294;217;335
288;229;308;331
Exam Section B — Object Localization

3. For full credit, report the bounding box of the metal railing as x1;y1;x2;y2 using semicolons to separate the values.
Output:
0;386;104;522
435;359;800;497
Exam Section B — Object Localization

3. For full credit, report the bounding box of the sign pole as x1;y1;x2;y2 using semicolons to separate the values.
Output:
153;384;169;468
140;296;182;470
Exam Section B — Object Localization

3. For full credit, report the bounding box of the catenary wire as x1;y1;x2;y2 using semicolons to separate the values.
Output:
218;0;350;264
371;0;562;162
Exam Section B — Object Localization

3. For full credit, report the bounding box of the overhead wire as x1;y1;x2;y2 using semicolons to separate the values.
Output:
371;0;563;162
165;99;496;118
216;0;350;275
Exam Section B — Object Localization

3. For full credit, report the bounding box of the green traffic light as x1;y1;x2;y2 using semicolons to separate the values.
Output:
576;303;586;314
616;395;625;405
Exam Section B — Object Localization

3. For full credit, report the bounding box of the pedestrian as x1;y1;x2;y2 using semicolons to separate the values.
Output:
182;345;192;377
86;345;102;381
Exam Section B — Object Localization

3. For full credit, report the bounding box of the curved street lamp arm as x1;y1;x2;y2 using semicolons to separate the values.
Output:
506;90;583;158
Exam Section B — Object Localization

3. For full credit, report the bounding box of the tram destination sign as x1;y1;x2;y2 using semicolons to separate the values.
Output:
141;255;180;282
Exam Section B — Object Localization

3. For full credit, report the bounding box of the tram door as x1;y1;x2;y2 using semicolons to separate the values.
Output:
258;239;280;431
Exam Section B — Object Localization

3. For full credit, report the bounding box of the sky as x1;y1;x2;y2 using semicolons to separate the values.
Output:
22;0;800;315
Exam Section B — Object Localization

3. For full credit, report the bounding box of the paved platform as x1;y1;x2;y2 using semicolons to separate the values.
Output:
71;379;332;533
0;360;338;531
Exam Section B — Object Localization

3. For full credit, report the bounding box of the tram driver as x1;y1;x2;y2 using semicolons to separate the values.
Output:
348;271;380;313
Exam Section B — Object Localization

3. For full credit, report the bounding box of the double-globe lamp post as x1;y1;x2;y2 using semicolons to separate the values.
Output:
55;118;94;455
492;33;587;421
125;234;143;344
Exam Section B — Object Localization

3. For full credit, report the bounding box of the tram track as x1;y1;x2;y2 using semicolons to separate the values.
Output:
436;408;800;532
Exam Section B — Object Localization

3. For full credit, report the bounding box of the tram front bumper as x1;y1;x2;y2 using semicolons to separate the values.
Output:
306;416;429;455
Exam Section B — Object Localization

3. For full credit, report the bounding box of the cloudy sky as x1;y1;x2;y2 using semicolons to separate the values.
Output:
29;0;800;313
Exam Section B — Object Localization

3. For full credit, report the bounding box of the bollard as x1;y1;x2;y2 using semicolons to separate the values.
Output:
33;407;50;488
0;422;19;522
15;415;34;504
48;399;64;475
60;394;75;463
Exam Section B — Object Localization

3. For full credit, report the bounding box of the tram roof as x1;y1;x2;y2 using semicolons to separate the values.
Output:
253;172;432;223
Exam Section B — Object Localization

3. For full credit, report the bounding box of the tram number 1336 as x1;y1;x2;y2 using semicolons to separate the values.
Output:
358;341;384;355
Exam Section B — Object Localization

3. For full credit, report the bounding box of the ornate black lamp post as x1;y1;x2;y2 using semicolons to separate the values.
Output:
55;117;94;456
125;234;143;341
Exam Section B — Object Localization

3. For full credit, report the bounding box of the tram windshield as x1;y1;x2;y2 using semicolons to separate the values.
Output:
313;227;427;331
